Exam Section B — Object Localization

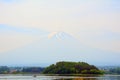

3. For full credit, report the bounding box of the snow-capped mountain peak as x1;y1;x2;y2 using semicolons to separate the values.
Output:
48;31;74;40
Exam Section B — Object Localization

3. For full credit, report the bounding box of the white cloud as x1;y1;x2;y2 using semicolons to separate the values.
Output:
0;0;119;32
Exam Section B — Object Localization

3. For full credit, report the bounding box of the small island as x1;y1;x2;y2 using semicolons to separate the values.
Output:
43;61;103;74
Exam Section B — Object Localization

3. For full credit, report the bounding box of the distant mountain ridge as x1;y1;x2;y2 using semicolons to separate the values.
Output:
0;25;120;66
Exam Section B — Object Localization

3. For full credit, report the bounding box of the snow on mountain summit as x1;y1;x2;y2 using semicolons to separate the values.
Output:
48;31;74;40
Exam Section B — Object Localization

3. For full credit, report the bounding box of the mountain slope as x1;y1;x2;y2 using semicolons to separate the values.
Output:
0;31;120;66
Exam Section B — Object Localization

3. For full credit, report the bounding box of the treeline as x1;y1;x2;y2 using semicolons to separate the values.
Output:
0;66;9;74
0;66;44;74
0;62;103;74
105;67;120;74
43;61;103;74
22;67;44;73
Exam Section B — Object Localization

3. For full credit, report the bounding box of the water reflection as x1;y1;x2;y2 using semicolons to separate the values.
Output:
54;75;120;80
0;75;120;80
55;78;97;80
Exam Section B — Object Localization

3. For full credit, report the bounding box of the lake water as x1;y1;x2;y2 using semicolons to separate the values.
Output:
0;74;120;80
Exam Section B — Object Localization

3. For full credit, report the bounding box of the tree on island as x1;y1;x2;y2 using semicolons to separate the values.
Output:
43;61;103;74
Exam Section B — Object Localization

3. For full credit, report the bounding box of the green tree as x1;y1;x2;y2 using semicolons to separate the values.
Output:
43;61;103;74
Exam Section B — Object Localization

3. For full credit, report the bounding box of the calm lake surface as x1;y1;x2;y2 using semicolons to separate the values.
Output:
0;74;120;80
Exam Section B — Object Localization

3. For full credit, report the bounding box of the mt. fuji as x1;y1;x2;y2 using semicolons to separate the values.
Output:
0;30;119;66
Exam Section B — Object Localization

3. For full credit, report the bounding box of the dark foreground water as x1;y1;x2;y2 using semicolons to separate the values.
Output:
0;74;120;80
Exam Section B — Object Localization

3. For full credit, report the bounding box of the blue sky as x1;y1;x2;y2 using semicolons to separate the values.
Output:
0;0;120;66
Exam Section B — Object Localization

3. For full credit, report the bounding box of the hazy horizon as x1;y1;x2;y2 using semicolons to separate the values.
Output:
0;0;120;66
